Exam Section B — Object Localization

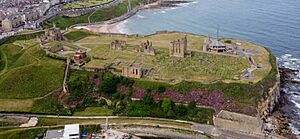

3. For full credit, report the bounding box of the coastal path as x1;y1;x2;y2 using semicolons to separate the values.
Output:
0;113;285;139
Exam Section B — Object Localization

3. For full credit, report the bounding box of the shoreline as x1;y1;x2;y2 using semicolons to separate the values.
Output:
73;0;191;33
270;67;299;138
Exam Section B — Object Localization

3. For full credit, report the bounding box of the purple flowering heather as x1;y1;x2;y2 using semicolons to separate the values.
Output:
89;77;101;85
132;86;146;99
117;86;130;95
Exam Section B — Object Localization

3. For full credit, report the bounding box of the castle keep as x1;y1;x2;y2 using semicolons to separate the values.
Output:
169;35;191;58
111;40;126;50
39;26;62;44
44;27;63;41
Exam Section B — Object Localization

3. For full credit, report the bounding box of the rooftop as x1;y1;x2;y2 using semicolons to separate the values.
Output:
208;38;226;47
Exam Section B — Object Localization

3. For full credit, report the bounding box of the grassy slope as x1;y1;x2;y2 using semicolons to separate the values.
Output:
43;0;140;29
0;39;65;99
64;30;93;41
63;0;113;9
73;107;113;116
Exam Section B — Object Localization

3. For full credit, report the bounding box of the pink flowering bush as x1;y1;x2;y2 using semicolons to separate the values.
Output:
89;77;101;85
132;86;146;99
117;86;130;95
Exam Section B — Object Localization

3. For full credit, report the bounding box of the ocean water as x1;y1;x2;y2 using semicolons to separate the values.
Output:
111;0;300;136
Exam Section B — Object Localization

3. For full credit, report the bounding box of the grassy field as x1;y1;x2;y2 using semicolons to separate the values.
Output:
0;39;65;99
63;0;113;9
73;107;113;116
43;0;140;29
64;30;93;41
69;31;272;83
0;35;66;112
0;99;33;112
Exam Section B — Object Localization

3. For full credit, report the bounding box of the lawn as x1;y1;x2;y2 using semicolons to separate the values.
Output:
0;99;33;112
64;30;93;41
73;32;263;83
63;0;113;9
73;107;113;116
0;39;65;99
43;0;140;29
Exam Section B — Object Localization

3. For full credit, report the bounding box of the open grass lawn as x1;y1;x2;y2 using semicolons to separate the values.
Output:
73;107;113;116
0;99;33;112
0;39;65;99
44;0;140;29
71;32;270;83
64;30;93;41
63;0;113;9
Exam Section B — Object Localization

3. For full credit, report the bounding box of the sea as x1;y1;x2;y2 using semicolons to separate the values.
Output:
110;0;300;136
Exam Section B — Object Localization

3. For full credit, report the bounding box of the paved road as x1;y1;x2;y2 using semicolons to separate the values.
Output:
0;113;284;139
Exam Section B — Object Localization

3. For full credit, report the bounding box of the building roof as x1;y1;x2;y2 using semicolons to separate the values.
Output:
63;124;80;139
45;129;64;139
208;39;225;47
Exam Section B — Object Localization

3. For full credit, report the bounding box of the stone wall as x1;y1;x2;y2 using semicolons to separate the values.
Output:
213;110;262;134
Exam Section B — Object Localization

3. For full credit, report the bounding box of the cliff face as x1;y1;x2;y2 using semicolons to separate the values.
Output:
257;77;280;121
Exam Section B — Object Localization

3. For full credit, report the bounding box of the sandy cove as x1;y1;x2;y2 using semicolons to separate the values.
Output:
73;1;189;33
74;23;118;33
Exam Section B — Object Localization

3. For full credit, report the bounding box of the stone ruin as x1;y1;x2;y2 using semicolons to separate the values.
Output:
122;65;143;79
48;44;63;53
135;40;156;56
39;25;63;44
169;35;191;58
111;40;126;50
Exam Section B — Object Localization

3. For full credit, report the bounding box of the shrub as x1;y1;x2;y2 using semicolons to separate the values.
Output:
224;40;232;44
157;85;166;94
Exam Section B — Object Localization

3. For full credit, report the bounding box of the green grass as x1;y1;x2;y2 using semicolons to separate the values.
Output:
0;39;65;99
75;33;249;83
73;107;113;116
63;0;113;9
30;95;72;115
43;0;140;29
64;30;92;41
0;121;19;127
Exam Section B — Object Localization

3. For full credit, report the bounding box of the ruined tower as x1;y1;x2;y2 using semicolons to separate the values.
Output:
169;35;190;58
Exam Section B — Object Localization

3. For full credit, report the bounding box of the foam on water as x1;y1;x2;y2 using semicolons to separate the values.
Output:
137;15;145;19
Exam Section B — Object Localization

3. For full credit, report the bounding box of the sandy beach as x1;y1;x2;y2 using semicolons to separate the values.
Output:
73;1;165;34
74;22;119;33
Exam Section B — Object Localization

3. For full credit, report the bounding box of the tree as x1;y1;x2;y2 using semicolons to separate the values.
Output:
161;98;173;113
68;76;92;101
142;93;153;105
188;101;196;110
99;77;118;94
174;104;188;116
157;85;166;94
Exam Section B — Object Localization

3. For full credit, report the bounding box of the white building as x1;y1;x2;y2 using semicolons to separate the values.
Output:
45;124;80;139
63;124;80;139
